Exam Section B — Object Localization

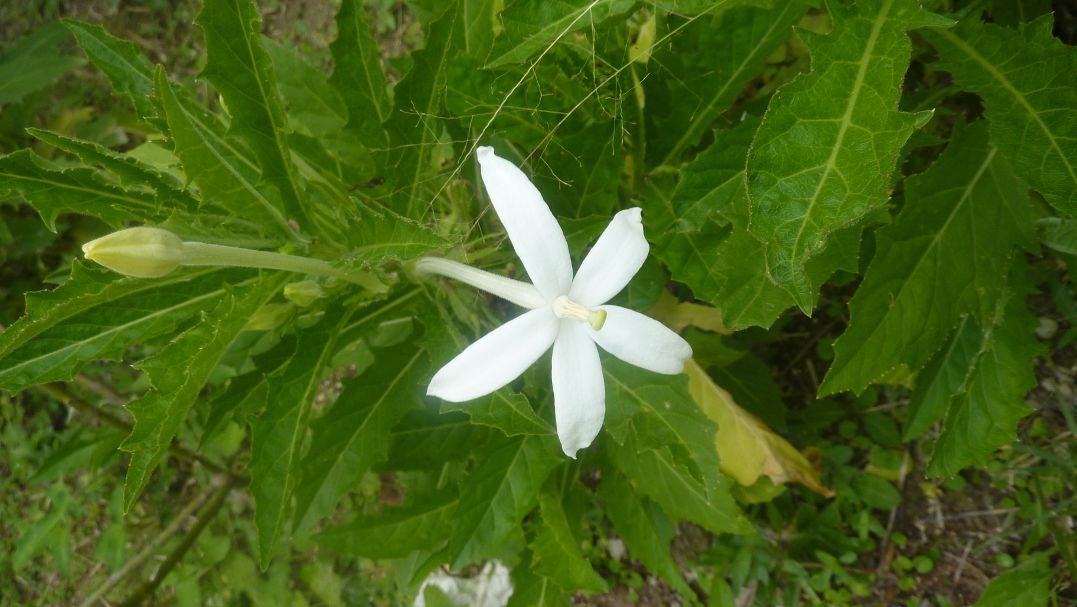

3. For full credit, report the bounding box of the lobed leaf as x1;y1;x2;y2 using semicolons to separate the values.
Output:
485;0;636;69
63;20;158;123
530;482;608;594
249;309;354;568
315;489;458;559
440;390;554;437
328;0;390;147
927;268;1043;477
196;0;313;232
447;434;562;569
647;1;808;166
746;0;950;311
605;426;750;536
383;4;463;215
264;39;348;139
154;68;295;239
122;274;287;510
386;410;492;470
821;121;1034;396
0;150;170;230
0;264;237;393
506;555;570;607
685;360;832;496
28;128;198;212
599;470;691;596
293;343;430;531
337;200;452;266
925;16;1077;214
0;23;83;106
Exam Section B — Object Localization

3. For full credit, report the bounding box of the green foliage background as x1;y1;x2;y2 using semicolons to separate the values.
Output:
1;0;1075;605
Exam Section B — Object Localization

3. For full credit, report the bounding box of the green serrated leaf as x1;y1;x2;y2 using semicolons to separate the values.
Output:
386;410;492;470
904;315;979;440
927;268;1043;477
316;489;458;559
448;434;561;569
293;343;429;531
63;20;158;124
249;308;353;569
441;390;554;437
0;264;236;392
746;0;950;311
0;150;169;230
603;359;721;479
28;128;198;212
196;0;313;233
533;124;623;219
384;4;462;215
507;555;570;607
600;470;692;596
329;0;390;147
821;121;1033;396
486;0;636;69
153;68;295;239
1037;218;1077;255
264;39;348;139
645;118;855;330
122;274;287;510
606;427;750;536
337;199;451;266
530;482;608;594
925;16;1077;214
644;121;752;309
603;360;749;535
0;23;83;106
648;1;808;166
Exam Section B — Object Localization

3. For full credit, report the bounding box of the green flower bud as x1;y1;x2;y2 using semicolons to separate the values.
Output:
283;280;325;307
244;303;294;331
82;227;186;278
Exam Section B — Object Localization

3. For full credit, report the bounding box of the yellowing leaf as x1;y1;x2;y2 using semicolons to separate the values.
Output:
685;360;833;498
648;291;731;335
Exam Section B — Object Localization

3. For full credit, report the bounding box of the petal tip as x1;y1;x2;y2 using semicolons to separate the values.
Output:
476;146;496;161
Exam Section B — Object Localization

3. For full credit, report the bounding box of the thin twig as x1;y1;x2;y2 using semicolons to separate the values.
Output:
116;478;234;607
77;489;211;607
37;383;228;476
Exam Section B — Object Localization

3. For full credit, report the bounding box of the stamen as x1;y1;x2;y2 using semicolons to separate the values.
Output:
553;296;606;331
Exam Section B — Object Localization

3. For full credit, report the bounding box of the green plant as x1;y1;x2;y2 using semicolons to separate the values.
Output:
1;0;1075;605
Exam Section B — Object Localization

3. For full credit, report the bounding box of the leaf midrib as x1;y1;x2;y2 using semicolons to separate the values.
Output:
933;27;1077;188
788;0;896;268
828;147;999;391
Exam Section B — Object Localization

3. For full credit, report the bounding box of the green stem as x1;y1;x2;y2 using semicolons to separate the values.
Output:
181;241;385;292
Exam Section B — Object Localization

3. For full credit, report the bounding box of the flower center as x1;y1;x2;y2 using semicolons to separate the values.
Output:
552;295;607;330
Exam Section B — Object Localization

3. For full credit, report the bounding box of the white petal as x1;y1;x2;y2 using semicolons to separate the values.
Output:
477;146;573;300
568;208;648;306
551;321;605;458
428;308;558;402
589;306;692;374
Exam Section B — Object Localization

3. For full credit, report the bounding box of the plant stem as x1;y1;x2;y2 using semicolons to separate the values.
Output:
38;383;227;476
116;478;234;607
181;241;386;292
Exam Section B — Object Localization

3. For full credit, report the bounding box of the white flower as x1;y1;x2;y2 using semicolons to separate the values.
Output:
422;147;692;458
